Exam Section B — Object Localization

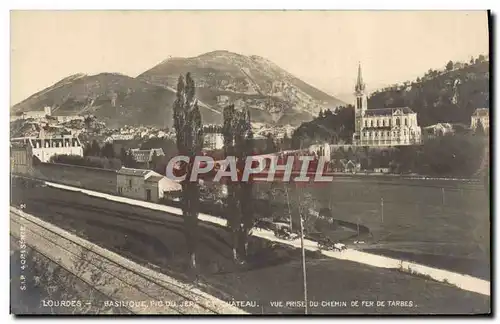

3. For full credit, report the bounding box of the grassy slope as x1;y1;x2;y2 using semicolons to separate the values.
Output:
11;180;490;314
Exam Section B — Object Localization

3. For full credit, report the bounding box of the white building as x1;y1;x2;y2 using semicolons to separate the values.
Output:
422;123;454;140
470;108;489;132
56;115;85;123
352;64;422;146
11;133;83;163
105;134;135;143
116;167;181;202
203;133;224;150
130;148;165;168
309;143;331;161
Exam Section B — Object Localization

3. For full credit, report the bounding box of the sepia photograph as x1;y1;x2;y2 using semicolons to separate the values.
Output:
9;10;491;315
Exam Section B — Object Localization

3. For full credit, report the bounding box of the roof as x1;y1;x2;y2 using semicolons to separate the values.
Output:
364;107;415;117
424;123;453;131
473;108;489;117
145;174;182;192
131;148;165;163
131;150;151;162
117;167;151;177
145;175;164;182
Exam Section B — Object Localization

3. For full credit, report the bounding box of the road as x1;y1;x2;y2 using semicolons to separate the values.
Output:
10;180;490;314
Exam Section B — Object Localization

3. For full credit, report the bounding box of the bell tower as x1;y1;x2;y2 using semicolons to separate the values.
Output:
354;62;368;116
353;63;368;142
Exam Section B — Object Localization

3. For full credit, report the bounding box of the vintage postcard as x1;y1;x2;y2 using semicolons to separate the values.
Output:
9;10;490;315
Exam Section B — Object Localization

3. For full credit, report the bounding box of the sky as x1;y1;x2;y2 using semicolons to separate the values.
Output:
10;10;489;105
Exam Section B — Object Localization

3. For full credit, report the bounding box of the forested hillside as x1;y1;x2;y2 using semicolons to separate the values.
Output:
368;55;489;127
291;106;354;148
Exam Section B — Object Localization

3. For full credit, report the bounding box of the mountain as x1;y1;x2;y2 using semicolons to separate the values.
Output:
138;50;345;125
368;57;490;127
10;73;225;128
11;51;346;128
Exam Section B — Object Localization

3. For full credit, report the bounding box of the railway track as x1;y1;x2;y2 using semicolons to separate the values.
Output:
10;209;247;315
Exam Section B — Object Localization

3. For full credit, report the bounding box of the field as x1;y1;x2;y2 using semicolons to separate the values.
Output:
10;179;490;314
255;176;490;279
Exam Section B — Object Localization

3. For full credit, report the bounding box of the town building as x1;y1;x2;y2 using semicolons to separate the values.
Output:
105;134;136;143
422;123;455;141
55;115;85;123
470;108;489;132
329;159;361;173
11;132;83;163
308;143;331;161
203;133;224;150
116;167;181;202
352;64;422;146
130;148;165;169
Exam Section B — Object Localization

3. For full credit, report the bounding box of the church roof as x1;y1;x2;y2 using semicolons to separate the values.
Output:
364;107;415;116
355;63;366;93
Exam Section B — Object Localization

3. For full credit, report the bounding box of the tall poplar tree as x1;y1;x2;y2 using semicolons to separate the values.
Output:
173;73;204;270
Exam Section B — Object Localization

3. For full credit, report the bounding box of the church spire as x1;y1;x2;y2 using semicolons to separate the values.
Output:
355;62;366;93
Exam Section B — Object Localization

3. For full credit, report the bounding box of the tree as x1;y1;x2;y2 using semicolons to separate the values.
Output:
446;60;454;71
101;143;115;159
150;150;161;171
222;104;241;263
282;131;290;150
173;73;204;271
234;109;254;260
221;104;255;263
119;147;128;163
90;140;101;157
83;143;92;157
84;115;94;129
265;133;276;153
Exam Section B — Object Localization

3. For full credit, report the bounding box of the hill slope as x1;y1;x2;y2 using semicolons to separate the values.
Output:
11;51;346;128
10;73;222;128
368;58;490;127
138;50;345;125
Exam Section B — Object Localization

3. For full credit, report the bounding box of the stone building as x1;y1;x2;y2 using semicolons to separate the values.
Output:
352;64;422;146
470;108;489;132
116;167;181;202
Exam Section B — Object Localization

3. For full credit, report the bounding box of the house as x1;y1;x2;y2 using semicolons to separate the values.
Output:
470;108;489;132
309;143;331;161
329;159;361;173
105;134;135;143
116;167;181;202
374;167;390;174
342;160;361;173
130;148;165;169
329;159;344;172
203;133;224;151
422;123;454;140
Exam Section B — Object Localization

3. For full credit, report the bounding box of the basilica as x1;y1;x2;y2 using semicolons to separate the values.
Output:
352;64;422;146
